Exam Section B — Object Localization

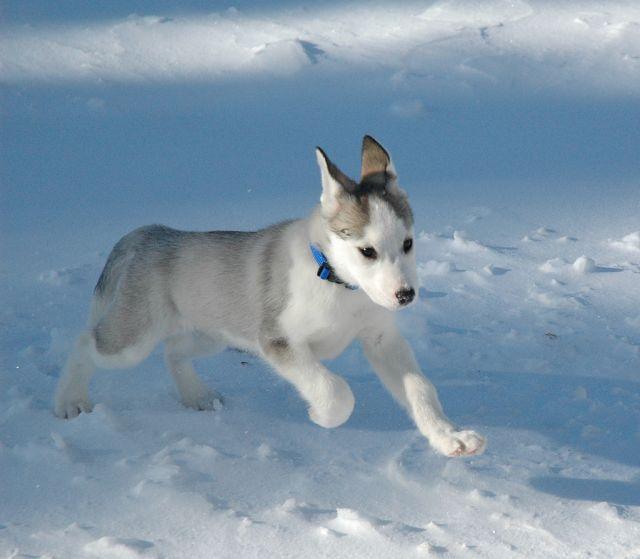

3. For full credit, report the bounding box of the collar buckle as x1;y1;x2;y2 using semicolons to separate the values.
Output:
309;244;358;290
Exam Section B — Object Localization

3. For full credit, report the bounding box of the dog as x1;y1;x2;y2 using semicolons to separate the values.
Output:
54;136;485;457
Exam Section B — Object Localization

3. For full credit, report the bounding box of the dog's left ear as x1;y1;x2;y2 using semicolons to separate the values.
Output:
361;135;399;189
316;147;357;217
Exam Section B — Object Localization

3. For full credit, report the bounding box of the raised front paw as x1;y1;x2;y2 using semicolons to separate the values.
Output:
431;429;486;457
308;374;355;429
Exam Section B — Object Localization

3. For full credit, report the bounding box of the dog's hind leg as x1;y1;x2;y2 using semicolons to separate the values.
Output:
164;332;225;411
55;293;164;418
54;332;97;418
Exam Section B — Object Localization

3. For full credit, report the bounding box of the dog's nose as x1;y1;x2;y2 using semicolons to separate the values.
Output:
395;288;415;306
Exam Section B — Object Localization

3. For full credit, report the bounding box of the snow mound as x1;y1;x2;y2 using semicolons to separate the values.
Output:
529;288;581;309
573;255;597;274
419;260;459;276
610;231;640;253
535;227;557;237
451;230;488;253
416;540;448;555
251;39;316;75
328;508;380;537
418;0;533;26
483;264;509;276
84;537;157;559
539;258;568;274
256;442;274;460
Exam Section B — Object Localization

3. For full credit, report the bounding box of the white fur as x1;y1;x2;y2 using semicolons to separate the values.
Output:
331;199;417;310
280;227;485;456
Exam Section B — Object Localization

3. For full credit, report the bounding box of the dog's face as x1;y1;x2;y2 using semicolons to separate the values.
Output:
316;136;418;311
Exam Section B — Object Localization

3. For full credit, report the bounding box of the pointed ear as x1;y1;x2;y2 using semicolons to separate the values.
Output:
361;135;397;179
315;147;356;217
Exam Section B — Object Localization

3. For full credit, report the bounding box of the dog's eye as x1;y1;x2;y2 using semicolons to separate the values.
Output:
359;247;377;259
403;238;413;253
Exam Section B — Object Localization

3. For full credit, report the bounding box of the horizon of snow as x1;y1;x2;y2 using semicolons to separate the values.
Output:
1;0;640;98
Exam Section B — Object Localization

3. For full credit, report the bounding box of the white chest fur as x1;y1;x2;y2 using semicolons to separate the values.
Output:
280;264;373;360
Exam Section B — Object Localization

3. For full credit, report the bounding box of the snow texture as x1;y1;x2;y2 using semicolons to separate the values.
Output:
1;1;640;558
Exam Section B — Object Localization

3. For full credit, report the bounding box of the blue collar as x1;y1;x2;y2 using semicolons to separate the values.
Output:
309;244;358;290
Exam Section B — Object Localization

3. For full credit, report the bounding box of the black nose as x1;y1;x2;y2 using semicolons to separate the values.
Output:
396;288;415;306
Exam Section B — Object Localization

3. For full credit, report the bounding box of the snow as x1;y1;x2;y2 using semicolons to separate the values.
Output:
84;537;158;559
2;1;640;97
572;255;597;274
611;231;640;254
2;1;640;558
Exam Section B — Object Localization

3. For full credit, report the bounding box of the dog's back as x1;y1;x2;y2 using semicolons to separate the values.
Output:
91;222;295;357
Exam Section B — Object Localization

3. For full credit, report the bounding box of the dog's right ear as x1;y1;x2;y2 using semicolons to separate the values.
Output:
315;147;356;217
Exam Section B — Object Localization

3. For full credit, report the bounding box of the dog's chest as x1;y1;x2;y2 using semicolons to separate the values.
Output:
306;317;361;360
282;286;368;359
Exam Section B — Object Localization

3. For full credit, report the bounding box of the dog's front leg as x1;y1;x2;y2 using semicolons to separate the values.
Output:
261;338;355;428
361;325;486;457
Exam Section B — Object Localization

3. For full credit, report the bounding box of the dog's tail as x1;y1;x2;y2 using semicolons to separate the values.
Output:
90;228;142;326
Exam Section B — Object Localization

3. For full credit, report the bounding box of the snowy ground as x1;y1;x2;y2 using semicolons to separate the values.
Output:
2;1;640;558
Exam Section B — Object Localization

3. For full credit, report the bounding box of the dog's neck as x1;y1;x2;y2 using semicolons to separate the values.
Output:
306;206;358;289
309;243;358;290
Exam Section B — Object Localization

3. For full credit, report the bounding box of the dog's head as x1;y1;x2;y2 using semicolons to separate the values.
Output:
315;136;417;311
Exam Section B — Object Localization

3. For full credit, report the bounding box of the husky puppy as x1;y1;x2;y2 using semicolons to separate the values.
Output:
55;136;485;457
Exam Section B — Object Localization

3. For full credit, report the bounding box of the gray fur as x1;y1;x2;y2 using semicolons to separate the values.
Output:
262;336;291;363
93;225;181;354
319;141;412;240
327;173;413;239
328;194;370;239
91;222;297;358
258;221;295;339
